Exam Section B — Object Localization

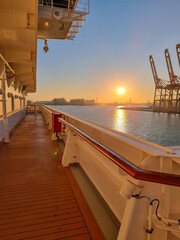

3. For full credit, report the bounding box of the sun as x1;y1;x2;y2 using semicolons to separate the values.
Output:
117;87;125;94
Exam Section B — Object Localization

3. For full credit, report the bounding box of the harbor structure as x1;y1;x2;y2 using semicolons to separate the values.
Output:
0;1;180;240
165;48;180;112
69;98;95;105
70;98;84;105
150;45;180;113
52;97;68;105
84;99;95;105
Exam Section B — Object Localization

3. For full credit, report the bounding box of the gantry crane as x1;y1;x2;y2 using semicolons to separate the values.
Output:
149;55;170;111
150;45;180;113
164;49;180;112
176;44;180;112
176;44;180;67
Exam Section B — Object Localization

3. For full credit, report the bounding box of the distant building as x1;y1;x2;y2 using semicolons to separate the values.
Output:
70;99;84;105
34;101;52;105
84;99;95;105
52;98;67;105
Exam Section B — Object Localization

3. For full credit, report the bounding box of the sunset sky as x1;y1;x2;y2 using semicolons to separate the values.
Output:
29;0;180;103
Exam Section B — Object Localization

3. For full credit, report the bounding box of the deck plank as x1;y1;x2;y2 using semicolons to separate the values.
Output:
0;114;103;240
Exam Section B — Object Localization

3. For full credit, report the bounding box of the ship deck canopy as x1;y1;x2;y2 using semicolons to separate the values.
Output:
0;0;37;93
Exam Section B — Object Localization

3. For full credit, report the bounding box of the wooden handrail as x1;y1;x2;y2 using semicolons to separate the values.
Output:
59;118;180;187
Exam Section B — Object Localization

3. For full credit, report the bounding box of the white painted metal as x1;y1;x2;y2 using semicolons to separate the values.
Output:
62;130;77;166
0;64;9;142
117;158;160;240
42;105;180;240
0;52;27;142
0;0;37;93
38;0;89;40
153;216;180;238
0;108;26;142
44;106;179;159
147;204;153;240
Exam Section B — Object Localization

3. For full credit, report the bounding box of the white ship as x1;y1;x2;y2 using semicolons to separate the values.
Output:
0;1;179;240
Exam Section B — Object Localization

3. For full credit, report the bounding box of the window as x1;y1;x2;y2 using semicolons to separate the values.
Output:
11;97;14;111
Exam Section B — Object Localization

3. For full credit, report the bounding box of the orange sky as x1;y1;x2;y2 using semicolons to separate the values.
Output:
29;1;180;104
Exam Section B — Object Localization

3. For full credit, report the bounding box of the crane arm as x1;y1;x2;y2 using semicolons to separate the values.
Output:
149;55;162;87
176;44;180;67
164;49;175;85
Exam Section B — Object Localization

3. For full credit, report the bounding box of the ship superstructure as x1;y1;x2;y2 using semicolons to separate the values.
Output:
0;0;88;141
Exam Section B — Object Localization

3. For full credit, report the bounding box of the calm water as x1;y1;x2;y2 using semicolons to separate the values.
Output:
50;105;180;147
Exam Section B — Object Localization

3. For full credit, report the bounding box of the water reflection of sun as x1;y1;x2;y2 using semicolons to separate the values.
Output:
113;108;127;132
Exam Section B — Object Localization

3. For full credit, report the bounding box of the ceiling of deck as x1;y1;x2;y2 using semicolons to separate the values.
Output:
0;0;38;93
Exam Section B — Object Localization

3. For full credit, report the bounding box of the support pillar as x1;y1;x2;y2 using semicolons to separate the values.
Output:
62;130;77;167
0;62;9;142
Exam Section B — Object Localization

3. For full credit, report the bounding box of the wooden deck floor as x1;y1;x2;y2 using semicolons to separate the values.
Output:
0;114;104;240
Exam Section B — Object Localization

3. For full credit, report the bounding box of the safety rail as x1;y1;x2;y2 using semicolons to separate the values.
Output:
27;104;37;114
38;0;89;13
41;105;180;187
41;105;180;240
58;117;180;187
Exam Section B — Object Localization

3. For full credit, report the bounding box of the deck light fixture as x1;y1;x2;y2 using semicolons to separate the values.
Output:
43;39;49;53
45;21;49;27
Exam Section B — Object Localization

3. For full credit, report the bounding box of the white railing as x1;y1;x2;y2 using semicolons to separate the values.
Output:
38;0;89;14
41;105;180;240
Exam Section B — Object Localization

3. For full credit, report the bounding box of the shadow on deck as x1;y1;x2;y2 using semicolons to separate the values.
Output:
0;114;104;240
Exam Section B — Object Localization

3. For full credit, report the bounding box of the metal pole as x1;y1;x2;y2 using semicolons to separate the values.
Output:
0;53;15;74
51;0;53;16
35;105;37;117
68;0;70;15
0;67;9;142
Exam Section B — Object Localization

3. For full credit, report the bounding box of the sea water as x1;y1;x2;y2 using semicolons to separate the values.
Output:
50;105;180;147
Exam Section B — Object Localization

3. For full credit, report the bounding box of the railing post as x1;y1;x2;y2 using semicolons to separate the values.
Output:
62;130;77;166
35;105;37;117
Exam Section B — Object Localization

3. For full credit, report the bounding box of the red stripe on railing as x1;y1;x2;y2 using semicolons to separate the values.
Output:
59;117;180;187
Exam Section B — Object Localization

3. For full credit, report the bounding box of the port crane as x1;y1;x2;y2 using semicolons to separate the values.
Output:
176;43;180;67
164;48;180;112
149;55;170;111
149;45;180;113
176;44;180;111
164;49;180;86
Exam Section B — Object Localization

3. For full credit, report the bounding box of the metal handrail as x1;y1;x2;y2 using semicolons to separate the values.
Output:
38;0;89;13
59;117;180;187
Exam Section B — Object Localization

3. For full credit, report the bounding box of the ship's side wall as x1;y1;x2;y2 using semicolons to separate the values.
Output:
0;108;26;142
0;80;26;142
0;80;26;115
0;120;4;143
